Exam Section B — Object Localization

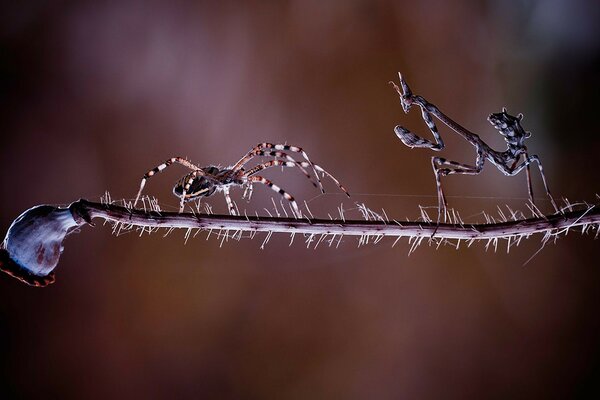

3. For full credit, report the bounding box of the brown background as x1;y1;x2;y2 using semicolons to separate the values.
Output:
1;1;599;398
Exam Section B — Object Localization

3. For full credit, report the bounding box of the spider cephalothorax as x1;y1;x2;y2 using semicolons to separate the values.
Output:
488;108;531;148
134;143;349;217
390;72;558;220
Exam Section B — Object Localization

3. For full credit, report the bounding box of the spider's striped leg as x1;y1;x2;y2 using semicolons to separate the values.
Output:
432;152;484;222
506;154;558;213
243;160;319;190
222;187;237;216
269;145;323;193
231;143;324;193
230;146;293;171
134;157;202;208
394;108;445;151
242;183;254;201
297;162;350;197
243;154;318;188
243;160;349;197
247;176;301;218
178;170;203;213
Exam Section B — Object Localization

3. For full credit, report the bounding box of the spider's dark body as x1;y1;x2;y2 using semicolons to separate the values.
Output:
134;143;349;216
391;73;557;220
172;167;222;200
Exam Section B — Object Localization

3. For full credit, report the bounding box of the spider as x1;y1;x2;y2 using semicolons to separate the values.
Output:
390;72;558;221
133;142;350;217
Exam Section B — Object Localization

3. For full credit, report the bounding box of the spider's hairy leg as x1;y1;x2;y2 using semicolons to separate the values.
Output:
244;160;349;197
232;143;324;193
248;176;301;217
247;152;319;188
222;187;237;216
297;162;350;197
505;154;559;213
271;144;322;192
134;157;202;208
178;170;203;213
242;183;254;201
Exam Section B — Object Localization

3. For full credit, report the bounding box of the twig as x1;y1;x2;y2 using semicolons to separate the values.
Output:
1;198;599;287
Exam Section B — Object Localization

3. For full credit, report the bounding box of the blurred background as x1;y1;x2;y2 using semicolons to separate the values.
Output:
1;0;599;398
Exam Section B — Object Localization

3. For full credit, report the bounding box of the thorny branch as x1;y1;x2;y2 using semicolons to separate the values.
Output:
1;197;599;286
72;199;600;239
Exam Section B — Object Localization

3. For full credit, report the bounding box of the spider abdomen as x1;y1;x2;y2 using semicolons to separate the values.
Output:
173;176;217;200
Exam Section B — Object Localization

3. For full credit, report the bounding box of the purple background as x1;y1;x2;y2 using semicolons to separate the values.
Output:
1;1;599;398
